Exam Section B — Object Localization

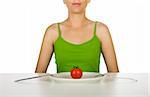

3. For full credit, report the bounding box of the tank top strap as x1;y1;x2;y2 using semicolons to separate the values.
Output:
57;23;61;37
93;21;97;35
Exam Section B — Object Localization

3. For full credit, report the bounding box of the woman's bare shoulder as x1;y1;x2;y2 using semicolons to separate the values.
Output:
95;21;111;42
96;21;109;33
45;23;59;36
43;23;59;43
45;23;58;34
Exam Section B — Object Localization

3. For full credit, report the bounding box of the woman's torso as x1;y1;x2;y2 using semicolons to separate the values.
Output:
53;21;102;73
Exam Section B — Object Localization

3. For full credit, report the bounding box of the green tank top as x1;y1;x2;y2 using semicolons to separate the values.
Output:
54;21;102;73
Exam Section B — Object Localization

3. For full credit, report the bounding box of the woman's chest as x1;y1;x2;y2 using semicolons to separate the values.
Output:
61;27;94;44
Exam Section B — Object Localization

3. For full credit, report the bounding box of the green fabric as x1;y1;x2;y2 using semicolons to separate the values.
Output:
54;21;102;73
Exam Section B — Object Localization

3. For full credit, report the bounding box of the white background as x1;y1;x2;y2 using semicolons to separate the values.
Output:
0;0;149;73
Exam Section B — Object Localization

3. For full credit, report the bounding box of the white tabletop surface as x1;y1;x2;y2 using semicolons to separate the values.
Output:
0;73;149;97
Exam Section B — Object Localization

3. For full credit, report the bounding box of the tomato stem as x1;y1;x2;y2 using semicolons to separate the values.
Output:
73;65;78;69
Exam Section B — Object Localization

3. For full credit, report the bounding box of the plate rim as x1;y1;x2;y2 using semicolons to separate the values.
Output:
49;72;104;82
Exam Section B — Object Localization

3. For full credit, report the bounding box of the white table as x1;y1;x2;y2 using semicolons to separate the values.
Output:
0;73;149;97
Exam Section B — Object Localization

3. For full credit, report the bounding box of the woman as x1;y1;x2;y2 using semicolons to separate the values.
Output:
35;0;119;73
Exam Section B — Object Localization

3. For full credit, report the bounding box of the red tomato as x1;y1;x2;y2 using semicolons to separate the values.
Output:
71;67;82;79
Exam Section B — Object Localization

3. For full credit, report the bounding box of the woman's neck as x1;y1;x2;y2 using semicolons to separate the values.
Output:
65;12;89;28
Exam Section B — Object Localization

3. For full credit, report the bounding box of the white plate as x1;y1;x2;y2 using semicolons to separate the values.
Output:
49;72;104;83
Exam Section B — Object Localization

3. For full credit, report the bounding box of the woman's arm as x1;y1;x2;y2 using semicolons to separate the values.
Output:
35;24;57;73
96;22;119;72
